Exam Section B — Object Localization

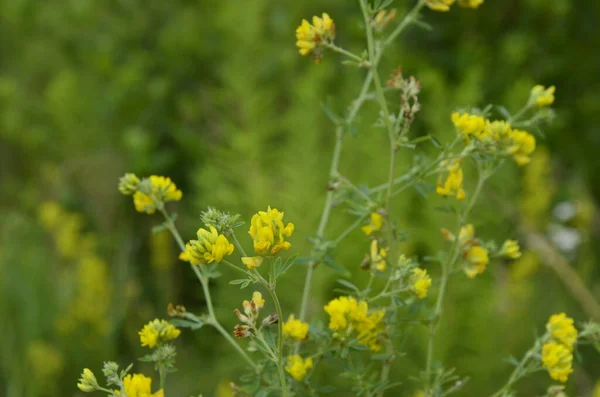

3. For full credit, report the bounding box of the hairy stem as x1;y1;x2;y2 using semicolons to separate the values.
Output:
265;285;289;397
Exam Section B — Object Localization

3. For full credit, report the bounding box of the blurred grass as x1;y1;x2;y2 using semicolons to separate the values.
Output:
1;0;600;396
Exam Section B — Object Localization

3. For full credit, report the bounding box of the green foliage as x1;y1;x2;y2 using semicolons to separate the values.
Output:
1;0;600;396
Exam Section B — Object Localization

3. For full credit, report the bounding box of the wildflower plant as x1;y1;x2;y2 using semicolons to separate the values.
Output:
76;1;600;396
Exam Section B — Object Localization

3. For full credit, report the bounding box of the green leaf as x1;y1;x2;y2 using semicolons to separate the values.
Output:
152;223;168;234
273;254;298;279
336;279;360;293
169;318;204;330
229;279;250;285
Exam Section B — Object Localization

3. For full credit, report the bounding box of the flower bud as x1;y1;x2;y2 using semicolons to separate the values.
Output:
233;324;252;338
262;313;279;327
499;240;521;259
118;173;140;195
77;368;99;392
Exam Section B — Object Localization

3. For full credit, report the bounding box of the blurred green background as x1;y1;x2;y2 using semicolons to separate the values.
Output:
1;0;600;396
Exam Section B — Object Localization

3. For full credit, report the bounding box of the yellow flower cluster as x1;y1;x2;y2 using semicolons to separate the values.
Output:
436;159;466;200
451;112;537;166
362;212;383;236
243;207;294;269
179;226;234;266
542;313;577;383
531;85;556;107
27;341;64;384
455;224;490;278
410;268;432;299
499;239;522;259
426;0;483;12
296;13;335;56
370;240;388;272
324;296;385;351
38;202;112;337
285;355;314;381
283;314;310;341
138;319;181;348
133;175;183;214
116;374;164;397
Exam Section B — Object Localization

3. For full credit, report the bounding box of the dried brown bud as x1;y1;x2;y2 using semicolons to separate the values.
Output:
233;324;252;338
261;313;279;327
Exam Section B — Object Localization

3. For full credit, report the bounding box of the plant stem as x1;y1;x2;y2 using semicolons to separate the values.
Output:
489;341;540;397
424;161;487;395
324;42;364;63
158;207;258;370
265;285;289;397
230;230;249;258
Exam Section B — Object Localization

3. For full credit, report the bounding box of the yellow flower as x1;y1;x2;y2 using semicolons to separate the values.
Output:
370;240;388;272
464;245;489;278
249;206;294;256
133;175;182;214
252;291;265;309
410;268;432;299
38;201;62;230
451;112;488;140
458;224;475;245
295;13;335;56
426;0;456;11
547;313;578;349
116;374;164;397
506;129;536;166
487;120;512;140
138;319;181;348
241;256;263;270
531;85;556;107
283;315;309;341
541;342;573;383
179;226;234;265
77;368;99;392
499;240;521;259
362;212;383;236
285;355;313;381
27;341;64;382
324;296;384;351
436;159;466;200
593;381;600;397
458;0;484;8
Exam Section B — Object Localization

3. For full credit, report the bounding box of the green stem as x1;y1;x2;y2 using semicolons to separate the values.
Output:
221;259;251;276
158;207;258;370
424;161;487;395
489;341;539;397
324;42;365;63
230;230;249;258
265;284;289;397
334;213;369;246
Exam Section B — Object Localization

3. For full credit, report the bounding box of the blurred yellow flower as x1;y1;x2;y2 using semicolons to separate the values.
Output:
27;341;64;382
436;159;466;200
464;245;489;278
283;314;309;341
285;355;313;381
410;268;432;299
249;206;294;256
426;0;456;12
324;296;384;351
241;256;263;270
541;342;573;383
531;85;556;107
179;226;234;265
458;0;484;8
547;313;578;349
487;120;511;140
451;112;487;140
252;291;265;309
133;175;182;214
506;129;536;166
116;374;164;397
138;319;181;348
296;13;335;56
370;239;388;272
458;224;475;245
499;240;522;259
38;201;62;230
362;212;383;236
